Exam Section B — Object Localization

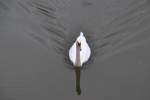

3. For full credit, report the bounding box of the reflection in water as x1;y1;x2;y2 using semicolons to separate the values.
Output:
16;0;150;95
75;67;81;95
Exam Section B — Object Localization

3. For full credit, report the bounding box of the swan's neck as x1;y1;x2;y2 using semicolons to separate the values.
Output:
75;45;81;67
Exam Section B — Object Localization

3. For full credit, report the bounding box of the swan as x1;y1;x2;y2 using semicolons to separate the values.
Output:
69;32;91;95
69;32;91;67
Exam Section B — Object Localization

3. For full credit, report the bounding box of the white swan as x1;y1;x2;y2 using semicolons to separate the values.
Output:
69;32;91;67
68;32;91;95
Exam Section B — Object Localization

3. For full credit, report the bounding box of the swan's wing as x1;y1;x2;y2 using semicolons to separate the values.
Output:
91;0;150;63
68;42;76;65
17;0;73;68
80;42;91;65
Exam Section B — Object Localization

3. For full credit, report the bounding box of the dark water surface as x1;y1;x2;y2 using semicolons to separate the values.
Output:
0;0;150;99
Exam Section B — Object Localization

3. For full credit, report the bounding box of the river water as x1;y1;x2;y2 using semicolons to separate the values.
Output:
0;0;150;99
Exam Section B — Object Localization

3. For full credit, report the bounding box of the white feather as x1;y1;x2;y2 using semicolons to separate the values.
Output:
69;32;91;66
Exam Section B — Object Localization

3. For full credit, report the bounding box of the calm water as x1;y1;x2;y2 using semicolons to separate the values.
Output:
0;0;150;99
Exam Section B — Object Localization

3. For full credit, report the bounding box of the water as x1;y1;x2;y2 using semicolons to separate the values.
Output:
0;0;150;99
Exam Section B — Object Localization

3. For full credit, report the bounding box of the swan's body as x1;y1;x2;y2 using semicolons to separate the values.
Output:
69;32;91;67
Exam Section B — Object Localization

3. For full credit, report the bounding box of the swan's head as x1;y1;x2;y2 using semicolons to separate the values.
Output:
75;32;88;52
76;41;81;51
